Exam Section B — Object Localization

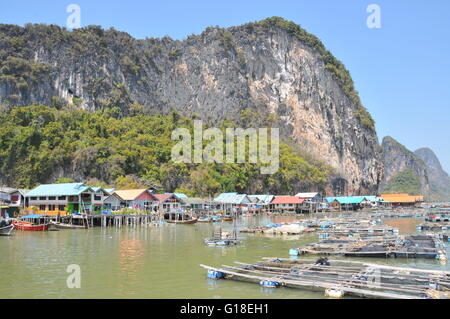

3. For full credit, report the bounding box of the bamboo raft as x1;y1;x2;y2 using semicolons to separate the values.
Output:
294;235;448;261
200;257;450;299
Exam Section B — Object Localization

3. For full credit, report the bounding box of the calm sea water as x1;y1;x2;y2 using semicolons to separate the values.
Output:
0;216;448;298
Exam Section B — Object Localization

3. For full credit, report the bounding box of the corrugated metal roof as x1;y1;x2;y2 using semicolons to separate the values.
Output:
173;193;188;198
363;196;384;202
271;196;305;204
380;194;422;203
0;187;17;194
326;196;367;204
26;183;91;197
91;187;109;193
248;195;274;205
214;193;238;201
184;197;212;205
113;189;150;201
154;193;176;202
214;193;250;204
295;192;319;198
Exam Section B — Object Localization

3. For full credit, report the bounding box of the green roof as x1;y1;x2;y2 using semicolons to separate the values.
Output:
26;183;92;197
326;196;367;204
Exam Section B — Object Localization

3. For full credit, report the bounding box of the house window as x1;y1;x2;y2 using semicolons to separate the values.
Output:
39;197;47;200
94;195;102;201
48;196;56;200
39;205;46;211
58;196;66;200
48;205;55;211
30;197;37;200
58;205;65;211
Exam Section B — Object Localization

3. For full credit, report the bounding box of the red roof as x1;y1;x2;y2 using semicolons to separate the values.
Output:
153;193;177;203
271;196;305;204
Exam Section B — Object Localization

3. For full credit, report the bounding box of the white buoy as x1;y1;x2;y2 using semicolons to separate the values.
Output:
325;288;344;298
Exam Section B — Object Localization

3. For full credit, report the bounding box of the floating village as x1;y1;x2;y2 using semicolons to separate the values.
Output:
1;183;450;299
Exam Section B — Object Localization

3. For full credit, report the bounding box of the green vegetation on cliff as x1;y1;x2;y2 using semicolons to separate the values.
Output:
383;169;422;195
251;17;375;131
0;105;331;196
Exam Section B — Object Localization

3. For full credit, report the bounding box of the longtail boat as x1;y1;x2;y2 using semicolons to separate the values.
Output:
13;221;49;231
49;221;87;229
0;224;14;236
167;218;198;224
197;216;213;223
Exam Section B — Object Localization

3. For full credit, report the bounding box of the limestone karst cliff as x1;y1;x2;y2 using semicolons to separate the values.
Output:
380;136;430;197
415;148;450;201
0;18;385;194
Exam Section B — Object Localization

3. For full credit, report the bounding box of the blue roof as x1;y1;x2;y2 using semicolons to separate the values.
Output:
173;193;188;198
326;196;367;204
26;183;92;197
20;214;44;219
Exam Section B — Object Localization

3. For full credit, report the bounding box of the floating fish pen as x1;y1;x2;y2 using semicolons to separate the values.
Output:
417;222;449;231
239;223;314;235
370;210;427;219
317;225;399;240
200;257;450;299
425;212;450;223
205;225;240;247
294;235;448;261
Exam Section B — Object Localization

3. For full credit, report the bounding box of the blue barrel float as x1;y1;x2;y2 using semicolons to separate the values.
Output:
207;270;224;279
289;248;299;256
260;280;280;288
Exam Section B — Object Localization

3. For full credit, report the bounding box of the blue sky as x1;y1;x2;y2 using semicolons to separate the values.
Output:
1;0;449;171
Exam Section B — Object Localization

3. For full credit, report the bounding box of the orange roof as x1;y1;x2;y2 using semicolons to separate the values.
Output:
271;196;305;204
380;193;424;203
113;189;149;201
381;193;410;198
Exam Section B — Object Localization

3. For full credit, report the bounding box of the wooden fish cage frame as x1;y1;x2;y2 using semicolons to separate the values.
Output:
200;257;450;299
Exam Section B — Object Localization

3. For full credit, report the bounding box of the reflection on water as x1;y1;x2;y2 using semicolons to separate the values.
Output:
383;218;421;234
0;216;448;298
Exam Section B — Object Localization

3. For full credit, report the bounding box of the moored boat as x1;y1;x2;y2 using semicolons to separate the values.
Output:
167;218;198;224
13;221;49;231
49;221;87;229
197;216;213;223
0;224;14;236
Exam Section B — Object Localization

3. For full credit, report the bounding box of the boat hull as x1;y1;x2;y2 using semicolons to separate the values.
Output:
13;221;49;231
167;218;198;224
51;222;87;229
0;225;14;236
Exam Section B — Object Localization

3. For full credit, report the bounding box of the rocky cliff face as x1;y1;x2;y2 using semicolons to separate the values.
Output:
0;18;382;195
380;136;430;196
415;148;450;201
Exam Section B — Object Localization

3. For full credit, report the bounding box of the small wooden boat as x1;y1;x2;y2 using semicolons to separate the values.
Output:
204;238;239;246
50;221;87;229
13;221;49;231
167;218;198;224
222;216;233;221
197;217;213;223
0;224;14;236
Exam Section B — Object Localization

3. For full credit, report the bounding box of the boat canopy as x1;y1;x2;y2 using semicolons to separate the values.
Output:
20;214;44;219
